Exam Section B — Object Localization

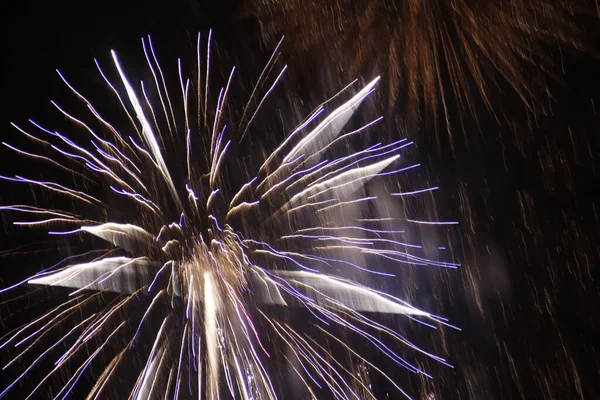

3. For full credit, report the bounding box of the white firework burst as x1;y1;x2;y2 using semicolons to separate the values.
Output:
0;32;458;399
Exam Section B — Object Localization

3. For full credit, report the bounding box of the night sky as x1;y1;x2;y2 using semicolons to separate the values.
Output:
2;0;599;398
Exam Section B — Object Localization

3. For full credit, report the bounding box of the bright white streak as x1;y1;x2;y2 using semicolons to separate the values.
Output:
291;154;399;203
204;272;220;400
282;76;380;164
277;271;431;316
111;51;184;212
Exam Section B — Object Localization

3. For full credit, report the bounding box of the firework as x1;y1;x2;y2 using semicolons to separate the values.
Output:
240;0;594;138
0;33;457;399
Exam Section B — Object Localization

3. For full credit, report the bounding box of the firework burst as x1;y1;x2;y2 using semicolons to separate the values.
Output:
0;33;457;399
240;0;595;139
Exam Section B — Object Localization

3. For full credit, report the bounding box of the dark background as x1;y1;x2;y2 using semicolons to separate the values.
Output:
2;0;599;398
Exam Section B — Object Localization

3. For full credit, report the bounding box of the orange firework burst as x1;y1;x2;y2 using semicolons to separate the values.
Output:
240;0;596;139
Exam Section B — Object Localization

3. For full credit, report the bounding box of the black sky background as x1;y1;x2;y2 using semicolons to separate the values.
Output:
2;0;600;399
